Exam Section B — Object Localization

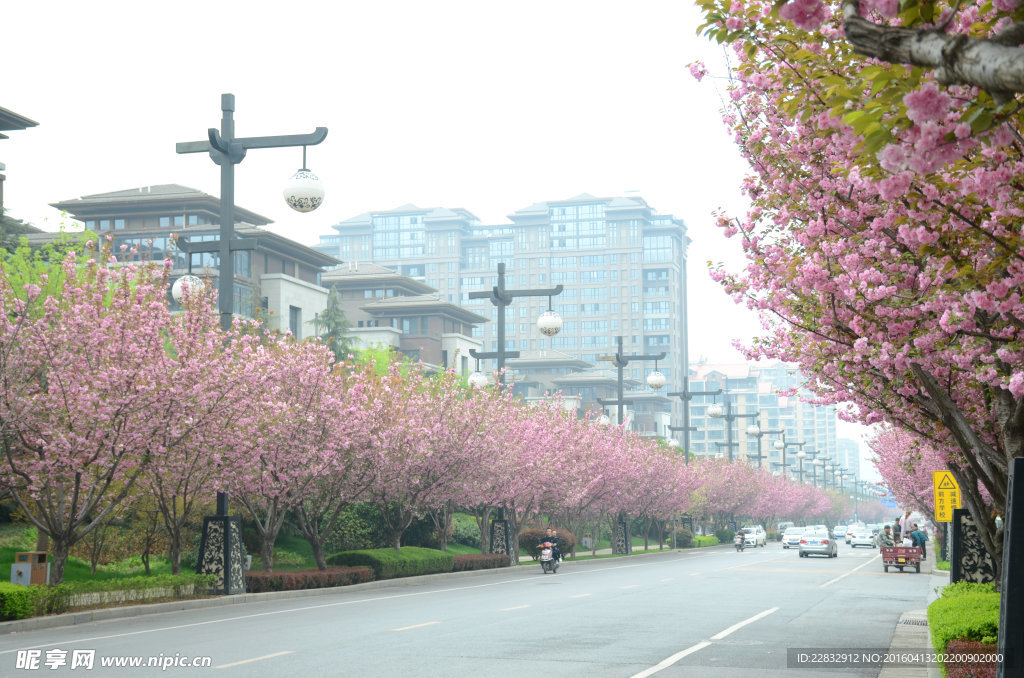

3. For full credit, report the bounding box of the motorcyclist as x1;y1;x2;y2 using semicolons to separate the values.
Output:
540;528;562;562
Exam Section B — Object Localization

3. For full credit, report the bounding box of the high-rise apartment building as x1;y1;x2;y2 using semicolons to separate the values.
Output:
315;193;689;424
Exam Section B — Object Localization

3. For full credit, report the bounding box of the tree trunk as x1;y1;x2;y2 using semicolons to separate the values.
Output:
312;541;327;571
471;506;492;554
48;539;69;587
261;538;275;572
167;528;182;576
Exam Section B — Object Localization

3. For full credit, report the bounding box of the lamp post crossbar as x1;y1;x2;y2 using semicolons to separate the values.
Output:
468;262;562;383
668;378;721;462
595;336;665;428
748;427;783;470
176;93;328;333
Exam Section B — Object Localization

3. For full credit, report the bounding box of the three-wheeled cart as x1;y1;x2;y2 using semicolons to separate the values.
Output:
881;545;922;573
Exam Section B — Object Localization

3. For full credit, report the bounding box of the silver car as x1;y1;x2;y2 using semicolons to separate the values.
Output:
782;526;805;549
798;529;838;558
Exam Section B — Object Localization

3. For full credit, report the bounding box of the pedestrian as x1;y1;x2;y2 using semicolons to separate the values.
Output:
910;524;928;560
898;510;914;540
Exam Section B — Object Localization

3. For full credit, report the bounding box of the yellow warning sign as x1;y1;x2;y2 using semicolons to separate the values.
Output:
933;471;961;522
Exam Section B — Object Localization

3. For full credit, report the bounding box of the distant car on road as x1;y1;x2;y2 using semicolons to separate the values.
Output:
782;526;805;549
849;528;875;548
833;525;847;544
799;529;838;558
742;525;767;548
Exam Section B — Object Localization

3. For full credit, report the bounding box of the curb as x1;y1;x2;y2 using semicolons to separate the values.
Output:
1;548;689;635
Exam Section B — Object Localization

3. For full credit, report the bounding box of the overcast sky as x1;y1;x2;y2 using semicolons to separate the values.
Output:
1;1;876;476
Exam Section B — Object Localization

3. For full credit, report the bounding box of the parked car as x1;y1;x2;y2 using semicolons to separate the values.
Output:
742;525;767;547
849;527;875;548
782;526;805;549
799;529;838;558
777;521;795;541
833;525;847;544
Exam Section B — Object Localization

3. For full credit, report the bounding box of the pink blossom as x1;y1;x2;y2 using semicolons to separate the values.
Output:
689;62;708;82
904;82;951;124
779;0;832;31
993;0;1020;12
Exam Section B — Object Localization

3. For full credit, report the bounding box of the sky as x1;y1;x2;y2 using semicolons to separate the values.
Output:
1;1;877;478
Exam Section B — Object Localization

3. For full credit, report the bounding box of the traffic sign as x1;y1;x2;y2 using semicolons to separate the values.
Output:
933;471;961;522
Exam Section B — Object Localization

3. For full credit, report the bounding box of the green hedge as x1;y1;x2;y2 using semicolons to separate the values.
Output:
452;553;510;571
245;567;372;593
694;536;720;547
928;581;1000;672
0;573;215;621
326;547;454;579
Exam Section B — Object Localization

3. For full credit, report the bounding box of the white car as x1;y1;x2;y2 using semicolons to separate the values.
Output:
849;528;875;548
741;525;767;547
833;525;848;544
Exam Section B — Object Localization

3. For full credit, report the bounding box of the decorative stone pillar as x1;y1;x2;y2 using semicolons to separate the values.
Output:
613;513;631;554
950;508;996;584
196;514;245;595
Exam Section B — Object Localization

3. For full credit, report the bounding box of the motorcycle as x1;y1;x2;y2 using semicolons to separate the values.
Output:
734;533;746;552
539;541;560;573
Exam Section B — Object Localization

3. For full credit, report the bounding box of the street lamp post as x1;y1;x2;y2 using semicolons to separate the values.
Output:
773;433;806;478
797;448;807;484
468;263;563;384
668;378;722;463
176;93;327;595
746;423;784;470
706;392;759;462
596;336;666;428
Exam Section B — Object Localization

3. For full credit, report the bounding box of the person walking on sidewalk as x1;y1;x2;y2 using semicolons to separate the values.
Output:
898;510;914;541
909;524;928;560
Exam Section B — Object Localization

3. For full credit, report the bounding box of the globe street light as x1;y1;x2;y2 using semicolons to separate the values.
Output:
707;391;759;462
596;336;666;428
774;434;806;479
468;263;563;384
668;378;722;463
746;422;783;470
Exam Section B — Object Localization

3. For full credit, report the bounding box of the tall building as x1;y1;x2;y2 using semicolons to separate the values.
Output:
0;105;38;212
315;193;688;427
686;362;846;481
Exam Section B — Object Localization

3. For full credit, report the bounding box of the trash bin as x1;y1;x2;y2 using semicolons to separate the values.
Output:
11;552;49;586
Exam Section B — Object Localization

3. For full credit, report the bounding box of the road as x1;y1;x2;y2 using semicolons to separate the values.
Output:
0;540;943;677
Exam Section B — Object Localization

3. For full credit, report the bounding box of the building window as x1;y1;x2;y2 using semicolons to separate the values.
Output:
159;216;171;227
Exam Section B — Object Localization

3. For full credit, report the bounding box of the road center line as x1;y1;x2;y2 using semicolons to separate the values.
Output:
709;607;779;640
629;607;779;677
393;621;440;631
570;593;592;598
214;651;292;669
820;554;880;587
621;584;640;589
500;605;531;611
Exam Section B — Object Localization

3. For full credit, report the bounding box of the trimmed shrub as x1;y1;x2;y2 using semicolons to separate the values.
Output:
674;527;693;548
326;547;454;579
943;640;997;678
245;567;372;593
0;574;216;620
694;535;720;547
452;554;510;572
715;529;735;543
928;582;1000;664
518;527;577;560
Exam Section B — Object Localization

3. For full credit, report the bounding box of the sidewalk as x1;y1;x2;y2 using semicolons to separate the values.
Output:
877;555;947;678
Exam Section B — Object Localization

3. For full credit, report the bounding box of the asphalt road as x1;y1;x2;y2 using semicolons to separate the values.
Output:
0;541;943;677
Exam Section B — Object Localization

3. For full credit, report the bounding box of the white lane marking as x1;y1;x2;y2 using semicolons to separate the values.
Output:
621;584;640;589
689;572;700;576
660;578;674;582
709;607;779;640
393;621;440;631
570;593;592;598
500;605;531;611
0;555;692;653
629;607;779;677
820;554;881;587
629;641;712;678
215;651;292;669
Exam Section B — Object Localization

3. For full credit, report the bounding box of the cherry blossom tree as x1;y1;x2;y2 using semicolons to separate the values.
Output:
0;242;213;584
694;0;1024;576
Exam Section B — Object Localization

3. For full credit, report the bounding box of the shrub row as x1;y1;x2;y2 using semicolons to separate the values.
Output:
0;574;216;621
326;546;455;579
452;553;510;571
693;536;720;547
943;640;998;678
245;567;372;593
928;581;1000;677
